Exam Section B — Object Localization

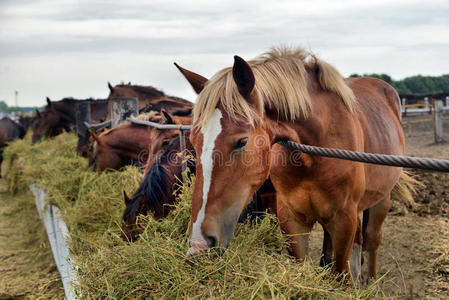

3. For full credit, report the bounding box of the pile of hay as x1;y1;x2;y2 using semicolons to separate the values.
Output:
3;133;383;299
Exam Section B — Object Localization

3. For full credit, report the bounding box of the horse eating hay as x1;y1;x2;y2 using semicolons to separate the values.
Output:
175;47;415;279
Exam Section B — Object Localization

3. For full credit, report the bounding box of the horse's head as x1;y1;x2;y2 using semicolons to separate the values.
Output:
146;111;192;166
121;191;146;242
76;131;90;157
31;110;63;143
88;129;120;172
107;82;139;100
176;57;271;255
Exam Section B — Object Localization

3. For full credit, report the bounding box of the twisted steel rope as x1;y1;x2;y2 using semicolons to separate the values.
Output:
277;140;449;172
123;117;449;172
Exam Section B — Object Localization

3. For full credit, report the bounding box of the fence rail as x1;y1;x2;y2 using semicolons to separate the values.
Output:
30;184;78;300
401;100;449;142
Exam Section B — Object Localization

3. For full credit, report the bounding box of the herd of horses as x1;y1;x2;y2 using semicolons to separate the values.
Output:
0;47;416;283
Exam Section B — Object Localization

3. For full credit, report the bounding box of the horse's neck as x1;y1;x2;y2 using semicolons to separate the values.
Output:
173;115;192;125
106;126;150;153
265;92;353;147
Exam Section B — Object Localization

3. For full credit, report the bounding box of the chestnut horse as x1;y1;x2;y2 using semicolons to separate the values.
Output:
89;112;161;171
121;123;272;242
90;111;192;171
176;48;412;279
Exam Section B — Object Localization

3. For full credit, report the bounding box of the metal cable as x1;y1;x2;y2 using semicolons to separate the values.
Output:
277;140;449;172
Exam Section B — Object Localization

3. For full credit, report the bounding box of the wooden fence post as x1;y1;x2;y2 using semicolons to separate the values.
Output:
434;100;444;143
108;97;138;127
76;101;91;138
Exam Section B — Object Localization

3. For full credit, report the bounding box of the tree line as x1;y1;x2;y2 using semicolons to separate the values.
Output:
0;100;39;114
349;73;449;95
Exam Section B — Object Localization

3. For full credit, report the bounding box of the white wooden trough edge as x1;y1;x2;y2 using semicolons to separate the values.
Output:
29;184;78;300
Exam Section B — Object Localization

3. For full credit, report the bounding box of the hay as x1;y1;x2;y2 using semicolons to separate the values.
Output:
3;133;383;299
0;182;64;298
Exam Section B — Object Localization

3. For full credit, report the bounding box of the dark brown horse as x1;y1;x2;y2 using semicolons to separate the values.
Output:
31;98;77;143
176;47;414;280
121;135;195;242
0;117;27;177
76;99;108;157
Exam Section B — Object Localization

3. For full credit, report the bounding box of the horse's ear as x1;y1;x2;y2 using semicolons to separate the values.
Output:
89;129;101;144
108;82;114;93
35;109;41;118
139;194;148;212
233;55;255;100
174;62;207;94
161;109;174;124
46;97;52;106
123;191;131;206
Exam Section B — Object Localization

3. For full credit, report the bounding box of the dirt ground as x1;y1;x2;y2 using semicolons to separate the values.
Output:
0;184;64;299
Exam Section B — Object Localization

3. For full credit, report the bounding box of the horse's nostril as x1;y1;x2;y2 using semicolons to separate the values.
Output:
206;235;217;248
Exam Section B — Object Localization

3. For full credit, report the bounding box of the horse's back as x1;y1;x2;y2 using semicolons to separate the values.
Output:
346;77;404;209
346;77;403;153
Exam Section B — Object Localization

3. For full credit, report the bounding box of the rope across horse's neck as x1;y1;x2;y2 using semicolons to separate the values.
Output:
277;140;449;172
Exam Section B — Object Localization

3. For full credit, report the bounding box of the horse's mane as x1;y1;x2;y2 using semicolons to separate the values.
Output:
116;84;166;98
194;47;356;127
100;111;160;137
130;111;160;121
124;137;181;221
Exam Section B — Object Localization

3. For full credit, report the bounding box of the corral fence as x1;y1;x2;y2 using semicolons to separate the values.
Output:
401;100;449;143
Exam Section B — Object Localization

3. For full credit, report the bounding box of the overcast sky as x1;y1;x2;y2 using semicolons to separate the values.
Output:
0;0;448;107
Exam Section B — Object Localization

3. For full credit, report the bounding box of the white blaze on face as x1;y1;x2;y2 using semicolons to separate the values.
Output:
190;108;223;250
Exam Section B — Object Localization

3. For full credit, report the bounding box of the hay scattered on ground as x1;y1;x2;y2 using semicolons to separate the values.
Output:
0;182;64;298
3;133;383;299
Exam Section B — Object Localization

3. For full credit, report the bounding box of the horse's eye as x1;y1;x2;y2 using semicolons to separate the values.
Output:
234;137;248;149
162;140;170;147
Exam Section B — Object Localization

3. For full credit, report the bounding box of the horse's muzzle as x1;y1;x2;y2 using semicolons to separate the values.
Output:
187;239;210;257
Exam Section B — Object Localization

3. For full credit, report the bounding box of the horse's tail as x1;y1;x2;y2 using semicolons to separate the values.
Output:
391;170;422;207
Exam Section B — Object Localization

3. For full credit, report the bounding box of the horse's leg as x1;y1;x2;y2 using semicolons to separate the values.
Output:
364;195;390;279
277;198;313;261
320;227;333;268
329;206;358;275
350;215;363;280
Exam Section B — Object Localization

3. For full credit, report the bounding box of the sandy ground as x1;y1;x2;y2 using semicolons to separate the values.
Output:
0;184;63;299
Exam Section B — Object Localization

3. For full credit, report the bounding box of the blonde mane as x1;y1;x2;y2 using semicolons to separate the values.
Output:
193;47;356;127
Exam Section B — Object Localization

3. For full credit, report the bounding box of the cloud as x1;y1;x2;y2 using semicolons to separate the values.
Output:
0;0;448;106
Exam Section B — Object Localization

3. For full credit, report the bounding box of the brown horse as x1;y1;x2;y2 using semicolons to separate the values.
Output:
107;82;192;111
31;98;76;143
89;112;160;171
32;97;105;144
176;47;412;279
